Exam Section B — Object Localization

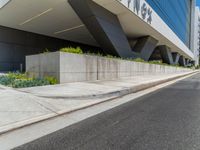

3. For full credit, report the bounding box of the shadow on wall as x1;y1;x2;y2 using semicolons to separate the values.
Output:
0;26;101;72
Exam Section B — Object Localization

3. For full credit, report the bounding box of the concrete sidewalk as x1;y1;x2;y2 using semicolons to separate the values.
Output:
0;71;198;135
18;72;196;99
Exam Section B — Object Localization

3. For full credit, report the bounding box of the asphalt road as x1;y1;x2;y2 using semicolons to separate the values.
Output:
14;73;200;150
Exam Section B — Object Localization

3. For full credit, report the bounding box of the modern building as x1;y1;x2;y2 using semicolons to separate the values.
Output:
194;6;200;66
0;0;198;72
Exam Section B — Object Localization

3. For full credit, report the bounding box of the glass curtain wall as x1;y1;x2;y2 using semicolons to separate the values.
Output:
146;0;191;48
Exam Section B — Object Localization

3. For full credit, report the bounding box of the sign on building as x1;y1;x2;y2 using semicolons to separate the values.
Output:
118;0;153;24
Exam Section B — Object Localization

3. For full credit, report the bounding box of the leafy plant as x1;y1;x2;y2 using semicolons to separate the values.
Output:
12;78;50;88
0;75;14;86
148;60;163;65
195;65;200;69
0;72;57;88
60;47;83;54
38;46;192;69
133;58;145;62
7;72;27;80
43;48;49;53
45;76;58;85
106;55;119;59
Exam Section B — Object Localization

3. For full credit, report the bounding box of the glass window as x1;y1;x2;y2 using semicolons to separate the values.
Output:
146;0;191;48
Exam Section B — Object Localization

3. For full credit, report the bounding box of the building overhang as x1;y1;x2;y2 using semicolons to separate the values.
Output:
0;0;194;59
0;0;98;46
93;0;194;59
0;0;10;8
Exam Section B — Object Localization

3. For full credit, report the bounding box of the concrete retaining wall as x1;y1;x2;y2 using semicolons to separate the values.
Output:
26;52;192;83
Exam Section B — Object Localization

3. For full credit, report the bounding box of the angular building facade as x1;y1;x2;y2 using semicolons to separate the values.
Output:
0;0;198;72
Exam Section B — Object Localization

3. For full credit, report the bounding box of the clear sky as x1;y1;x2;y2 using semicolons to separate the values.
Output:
197;0;200;6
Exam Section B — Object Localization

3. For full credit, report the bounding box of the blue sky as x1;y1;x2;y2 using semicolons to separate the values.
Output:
197;0;200;6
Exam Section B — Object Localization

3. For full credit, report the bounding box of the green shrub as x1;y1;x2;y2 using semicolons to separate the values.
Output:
7;72;27;80
43;48;49;54
148;60;163;65
133;58;145;62
57;47;189;68
106;55;119;59
12;78;50;88
45;76;58;85
0;75;14;86
86;52;104;57
60;47;83;54
195;65;200;69
0;72;57;88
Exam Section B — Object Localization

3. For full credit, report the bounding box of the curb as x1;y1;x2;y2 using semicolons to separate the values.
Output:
34;71;198;100
0;71;198;135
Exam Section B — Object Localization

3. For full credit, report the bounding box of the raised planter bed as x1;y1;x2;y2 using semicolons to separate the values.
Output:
26;52;192;83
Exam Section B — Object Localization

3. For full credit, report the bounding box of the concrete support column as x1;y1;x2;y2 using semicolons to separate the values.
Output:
172;52;180;65
68;0;136;58
191;60;195;66
157;45;174;64
179;56;186;66
185;58;190;66
133;36;158;61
